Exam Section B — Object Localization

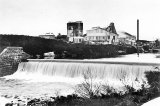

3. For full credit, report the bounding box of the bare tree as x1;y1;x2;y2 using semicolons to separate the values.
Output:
75;68;101;98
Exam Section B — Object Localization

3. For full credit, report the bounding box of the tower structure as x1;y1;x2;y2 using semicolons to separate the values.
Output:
67;21;83;43
67;21;83;37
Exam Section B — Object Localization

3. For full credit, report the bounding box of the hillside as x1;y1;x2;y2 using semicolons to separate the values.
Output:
0;34;136;59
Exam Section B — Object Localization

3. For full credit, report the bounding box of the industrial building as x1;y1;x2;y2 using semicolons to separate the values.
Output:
67;21;83;43
39;33;55;39
118;31;136;46
85;23;119;45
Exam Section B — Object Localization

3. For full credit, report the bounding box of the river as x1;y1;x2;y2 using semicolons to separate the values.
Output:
0;53;160;105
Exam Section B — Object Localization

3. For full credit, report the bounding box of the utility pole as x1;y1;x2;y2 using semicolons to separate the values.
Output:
137;19;139;57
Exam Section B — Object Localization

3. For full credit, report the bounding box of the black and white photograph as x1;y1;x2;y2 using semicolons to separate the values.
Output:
0;0;160;106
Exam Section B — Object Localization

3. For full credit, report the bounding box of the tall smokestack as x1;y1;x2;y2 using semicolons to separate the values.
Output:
137;19;139;57
137;19;139;41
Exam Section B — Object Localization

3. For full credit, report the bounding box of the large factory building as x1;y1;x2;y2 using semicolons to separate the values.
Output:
67;21;83;43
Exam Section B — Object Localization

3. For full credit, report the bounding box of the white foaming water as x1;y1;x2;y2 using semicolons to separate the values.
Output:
5;57;157;88
0;96;11;106
1;53;160;105
4;53;160;89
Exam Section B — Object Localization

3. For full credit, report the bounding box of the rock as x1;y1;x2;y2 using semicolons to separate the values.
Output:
142;97;160;106
5;103;13;106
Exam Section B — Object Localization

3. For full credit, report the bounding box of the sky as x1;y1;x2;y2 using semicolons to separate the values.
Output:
0;0;160;40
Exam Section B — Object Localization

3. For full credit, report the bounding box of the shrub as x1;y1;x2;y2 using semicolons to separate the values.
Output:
75;69;101;98
145;70;160;99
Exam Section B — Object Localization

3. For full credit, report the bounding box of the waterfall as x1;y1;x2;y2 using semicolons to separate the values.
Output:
9;60;159;87
1;54;160;101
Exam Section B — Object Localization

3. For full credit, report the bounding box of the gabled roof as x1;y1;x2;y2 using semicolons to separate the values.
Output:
89;23;118;35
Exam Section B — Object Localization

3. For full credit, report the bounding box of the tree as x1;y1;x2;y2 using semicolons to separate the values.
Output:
155;39;160;47
56;33;68;41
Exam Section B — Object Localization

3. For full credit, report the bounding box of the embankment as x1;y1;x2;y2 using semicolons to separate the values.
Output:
0;34;136;59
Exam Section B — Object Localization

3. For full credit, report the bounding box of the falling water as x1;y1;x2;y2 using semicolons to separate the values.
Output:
1;53;160;105
8;60;159;88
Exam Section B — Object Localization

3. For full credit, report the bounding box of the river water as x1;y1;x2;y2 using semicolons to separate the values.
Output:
0;53;160;105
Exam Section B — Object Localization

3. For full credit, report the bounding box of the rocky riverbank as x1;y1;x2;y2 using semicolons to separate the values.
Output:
0;58;18;77
0;95;54;106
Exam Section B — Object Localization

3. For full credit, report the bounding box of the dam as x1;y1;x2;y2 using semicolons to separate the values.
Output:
9;54;160;87
0;53;160;103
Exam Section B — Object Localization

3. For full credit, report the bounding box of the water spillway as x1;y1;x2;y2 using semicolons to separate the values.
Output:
11;59;160;87
1;54;160;103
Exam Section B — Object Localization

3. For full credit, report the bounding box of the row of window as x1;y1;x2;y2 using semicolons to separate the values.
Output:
73;38;84;43
86;36;114;41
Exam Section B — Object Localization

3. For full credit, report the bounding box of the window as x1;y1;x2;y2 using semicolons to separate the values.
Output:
113;36;115;40
96;36;98;40
108;36;110;39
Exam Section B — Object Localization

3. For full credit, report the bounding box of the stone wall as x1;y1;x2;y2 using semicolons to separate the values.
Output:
0;57;18;77
0;47;27;77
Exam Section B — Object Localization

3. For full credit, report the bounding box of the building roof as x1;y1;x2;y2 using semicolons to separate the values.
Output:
67;21;83;23
87;22;118;35
92;27;106;30
118;31;136;38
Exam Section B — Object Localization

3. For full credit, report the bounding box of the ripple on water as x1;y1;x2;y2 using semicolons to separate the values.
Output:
0;77;75;100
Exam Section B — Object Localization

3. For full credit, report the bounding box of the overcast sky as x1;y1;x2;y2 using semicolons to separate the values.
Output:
0;0;160;40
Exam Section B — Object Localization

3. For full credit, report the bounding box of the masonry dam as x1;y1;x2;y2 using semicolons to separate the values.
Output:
9;57;160;89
